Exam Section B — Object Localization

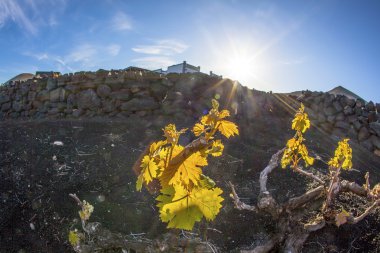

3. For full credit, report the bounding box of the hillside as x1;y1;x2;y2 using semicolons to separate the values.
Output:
1;71;380;252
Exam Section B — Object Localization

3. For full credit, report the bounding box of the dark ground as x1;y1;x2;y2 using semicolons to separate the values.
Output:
1;105;380;252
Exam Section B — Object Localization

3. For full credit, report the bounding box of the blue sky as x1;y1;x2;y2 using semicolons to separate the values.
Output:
0;0;379;102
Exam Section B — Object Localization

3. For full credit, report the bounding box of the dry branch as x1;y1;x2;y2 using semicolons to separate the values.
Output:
294;166;324;185
259;149;285;195
229;182;257;212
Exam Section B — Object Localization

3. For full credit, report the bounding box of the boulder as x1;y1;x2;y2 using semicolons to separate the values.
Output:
324;106;337;116
46;78;57;91
120;97;159;111
49;88;66;102
0;94;10;105
356;99;365;108
110;89;130;101
96;85;111;98
12;101;23;112
375;149;380;157
366;101;376;111
101;100;116;113
36;90;50;102
370;135;380;149
66;84;80;93
369;122;380;136
358;126;370;141
335;121;350;130
67;94;77;108
72;109;84;118
368;111;377;123
343;105;354;115
332;101;343;112
376;103;380;113
27;91;36;101
1;102;11;111
360;138;374;151
335;112;345;121
77;89;101;110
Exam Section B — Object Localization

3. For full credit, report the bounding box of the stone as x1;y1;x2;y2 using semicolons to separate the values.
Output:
320;122;333;133
369;122;380;136
77;89;101;110
49;88;66;102
80;81;97;89
376;103;380;113
67;94;77;108
317;112;326;123
332;101;343;112
12;101;23;112
360;138;374;151
356;99;365;108
46;77;57;91
20;84;29;96
358;127;370;141
27;91;36;101
96;85;111;98
36;90;50;102
110;89;130;101
66;84;80;93
324;106;337;116
120;97;159;111
343;105;353;115
0;94;10;104
327;115;336;123
370;135;380;149
368;111;377;123
72;109;84;117
375;149;380;157
335;121;350;130
331;128;346;138
1;102;11;111
101;99;116;113
366;101;376;112
150;81;168;100
335;112;345;121
346;98;356;107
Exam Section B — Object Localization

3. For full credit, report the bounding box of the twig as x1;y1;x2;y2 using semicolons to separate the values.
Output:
229;182;257;212
259;148;285;194
294;166;324;185
350;199;380;224
69;193;83;207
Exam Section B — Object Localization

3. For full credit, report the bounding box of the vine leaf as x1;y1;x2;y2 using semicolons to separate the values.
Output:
156;185;223;230
218;120;239;138
192;123;205;136
328;138;352;170
160;145;207;187
291;103;310;133
335;209;350;227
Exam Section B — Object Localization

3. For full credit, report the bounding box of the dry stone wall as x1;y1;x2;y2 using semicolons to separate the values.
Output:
1;70;379;156
297;91;380;156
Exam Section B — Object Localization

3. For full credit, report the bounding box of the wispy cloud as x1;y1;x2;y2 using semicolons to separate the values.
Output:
111;11;132;31
23;52;49;60
0;0;37;35
132;56;175;70
132;39;188;55
107;44;121;56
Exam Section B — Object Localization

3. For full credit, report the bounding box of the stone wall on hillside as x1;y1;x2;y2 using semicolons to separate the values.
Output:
1;70;379;156
297;90;380;156
0;70;273;122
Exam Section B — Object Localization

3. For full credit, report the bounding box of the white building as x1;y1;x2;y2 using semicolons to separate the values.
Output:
153;61;222;78
166;61;200;74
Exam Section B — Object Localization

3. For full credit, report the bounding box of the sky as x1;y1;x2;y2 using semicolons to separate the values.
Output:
0;0;379;102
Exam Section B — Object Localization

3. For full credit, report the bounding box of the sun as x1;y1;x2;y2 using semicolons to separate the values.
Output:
226;55;254;83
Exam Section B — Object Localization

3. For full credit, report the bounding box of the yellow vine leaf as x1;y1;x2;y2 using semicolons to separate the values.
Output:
219;110;230;119
68;230;81;247
160;145;207;187
192;123;205;136
281;137;314;168
163;124;187;144
335;209;350;227
156;184;223;230
291;103;310;133
218;120;239;138
328;139;352;170
78;200;94;221
206;139;224;157
136;155;161;191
